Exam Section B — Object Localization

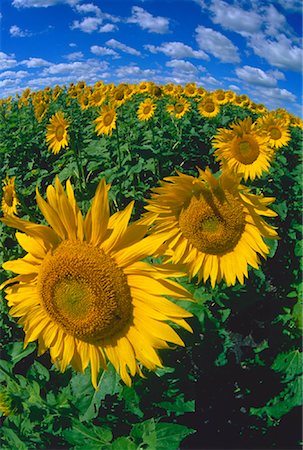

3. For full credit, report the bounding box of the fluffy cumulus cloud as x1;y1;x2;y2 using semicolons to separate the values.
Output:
9;25;31;37
70;17;103;33
90;45;120;58
195;25;240;63
145;41;209;60
41;60;109;80
0;70;29;79
127;6;170;34
75;3;101;16
99;23;118;33
115;64;156;79
12;0;78;7
235;65;282;88
21;57;51;68
248;34;303;72
166;59;198;73
0;52;18;70
64;51;84;61
106;39;141;56
209;0;262;36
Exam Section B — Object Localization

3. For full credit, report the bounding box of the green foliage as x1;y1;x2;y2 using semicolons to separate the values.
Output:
0;84;302;449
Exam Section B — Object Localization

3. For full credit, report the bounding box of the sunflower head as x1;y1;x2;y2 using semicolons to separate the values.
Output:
213;117;273;181
255;113;291;149
166;97;190;119
145;167;278;287
2;176;20;216
46;111;70;154
137;98;156;121
197;95;220;118
95;104;117;136
1;177;193;388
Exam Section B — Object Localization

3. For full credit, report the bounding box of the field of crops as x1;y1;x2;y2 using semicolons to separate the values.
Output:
0;81;302;449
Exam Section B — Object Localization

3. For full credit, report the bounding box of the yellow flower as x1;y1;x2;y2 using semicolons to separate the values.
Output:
166;97;190;119
34;101;48;122
2;176;20;216
183;83;197;97
1;177;192;388
145;168;278;287
137;98;156;121
213;117;273;181
95;105;117;136
197;95;220;118
0;391;15;416
213;89;229;105
46;112;70;154
255;113;291;149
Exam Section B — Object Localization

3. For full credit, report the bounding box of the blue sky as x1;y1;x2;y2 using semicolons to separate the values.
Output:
0;0;302;116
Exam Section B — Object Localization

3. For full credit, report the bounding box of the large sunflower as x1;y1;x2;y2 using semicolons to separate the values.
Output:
212;117;273;181
145;168;278;287
95;105;117;136
1;177;192;388
2;176;20;216
46;112;69;154
137;98;156;121
255;113;291;149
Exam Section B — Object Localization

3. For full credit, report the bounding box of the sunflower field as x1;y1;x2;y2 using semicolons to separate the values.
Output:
0;81;302;450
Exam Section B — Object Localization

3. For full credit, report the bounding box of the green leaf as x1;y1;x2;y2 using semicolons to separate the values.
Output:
10;342;36;366
63;421;113;448
27;360;50;383
80;364;121;422
1;426;28;450
250;375;303;422
272;350;303;382
120;386;144;418
111;436;137;450
157;393;195;416
131;419;195;450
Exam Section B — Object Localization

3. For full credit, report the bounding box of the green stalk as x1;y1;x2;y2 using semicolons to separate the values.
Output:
149;118;160;180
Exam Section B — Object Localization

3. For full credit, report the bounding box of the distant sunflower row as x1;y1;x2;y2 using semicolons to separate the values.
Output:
1;80;302;126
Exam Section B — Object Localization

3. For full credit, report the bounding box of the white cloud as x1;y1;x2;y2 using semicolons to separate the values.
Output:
263;4;288;36
195;25;240;63
9;25;31;37
201;75;222;86
248;34;303;72
235;65;281;88
71;17;103;33
106;38;141;56
64;51;84;61
21;57;51;67
276;0;302;12
0;52;18;70
12;0;78;7
42;60;108;76
209;0;262;37
115;64;156;79
75;3;101;16
90;45;120;58
145;41;209;60
99;23;118;33
229;84;240;91
166;59;198;73
0;70;28;78
127;6;170;34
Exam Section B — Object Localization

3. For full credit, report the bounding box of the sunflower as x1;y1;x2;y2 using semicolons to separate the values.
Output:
255;113;291;149
183;83;197;97
145;168;278;287
137;98;156;121
197;95;220;118
213;89;229;105
213;117;273;181
46;112;70;154
1;177;192;388
2;176;20;216
166;97;190;119
95;105;117;137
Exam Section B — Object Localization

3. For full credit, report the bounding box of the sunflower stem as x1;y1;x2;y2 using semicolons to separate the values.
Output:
115;121;122;170
149;118;160;180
